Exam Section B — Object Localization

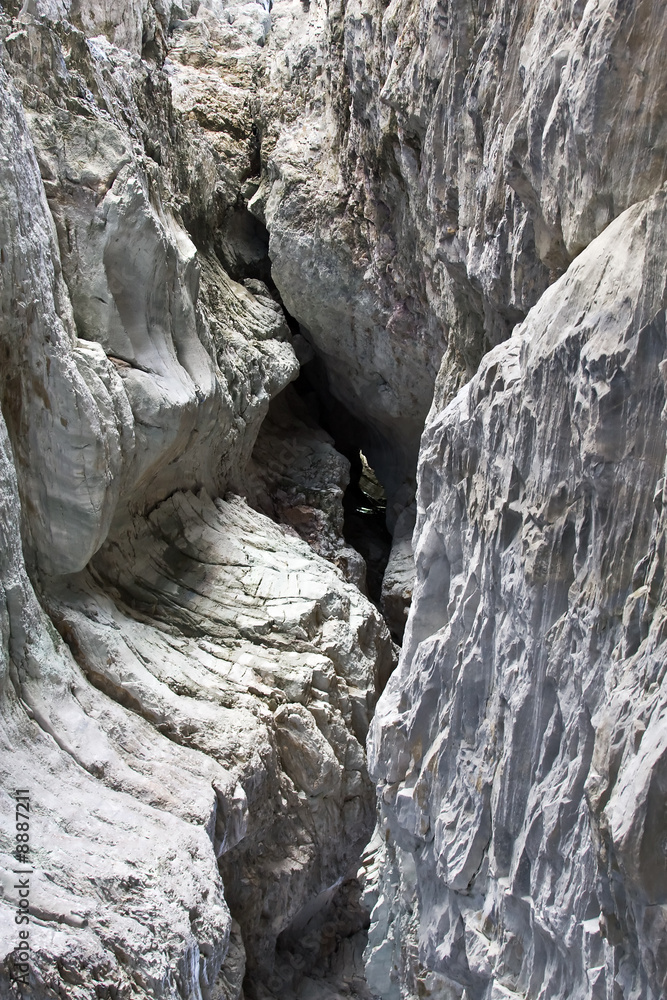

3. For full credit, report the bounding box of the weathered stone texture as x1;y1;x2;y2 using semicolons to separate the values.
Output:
0;3;392;997
1;0;667;996
367;190;667;999
257;0;667;505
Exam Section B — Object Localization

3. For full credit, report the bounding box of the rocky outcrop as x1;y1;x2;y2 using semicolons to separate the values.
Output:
367;189;667;999
255;0;667;509
2;0;667;997
0;428;233;1000
51;490;391;983
0;3;393;997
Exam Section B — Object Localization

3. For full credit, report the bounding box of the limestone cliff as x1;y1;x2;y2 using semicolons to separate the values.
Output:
367;190;667;1000
0;2;391;997
0;0;666;998
256;0;667;508
342;3;667;998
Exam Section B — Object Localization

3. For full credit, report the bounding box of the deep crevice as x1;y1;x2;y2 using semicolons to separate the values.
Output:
214;208;273;285
237;313;397;999
203;220;404;998
289;355;394;608
342;450;392;608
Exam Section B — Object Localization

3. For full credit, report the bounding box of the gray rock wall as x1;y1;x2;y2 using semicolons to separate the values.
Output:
250;0;667;994
1;0;667;997
0;3;393;997
367;189;667;998
255;0;667;514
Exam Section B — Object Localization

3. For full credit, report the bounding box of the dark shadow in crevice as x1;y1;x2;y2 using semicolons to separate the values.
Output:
214;209;273;285
342;451;392;608
289;356;393;609
189;200;399;617
260;874;376;1000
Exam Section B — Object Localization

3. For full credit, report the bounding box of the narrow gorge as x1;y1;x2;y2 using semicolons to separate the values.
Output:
0;0;666;999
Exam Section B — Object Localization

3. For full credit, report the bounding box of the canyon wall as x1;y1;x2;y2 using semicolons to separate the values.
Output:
367;192;667;1000
347;2;667;999
0;2;392;997
1;0;666;998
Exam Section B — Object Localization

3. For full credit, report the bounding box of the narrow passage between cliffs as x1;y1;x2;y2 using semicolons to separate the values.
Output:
235;303;404;999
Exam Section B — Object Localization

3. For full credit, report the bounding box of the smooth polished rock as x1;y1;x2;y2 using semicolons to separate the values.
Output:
0;8;391;997
0;19;299;573
0;400;235;1000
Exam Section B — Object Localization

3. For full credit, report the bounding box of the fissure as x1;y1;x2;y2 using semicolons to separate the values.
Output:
1;0;666;999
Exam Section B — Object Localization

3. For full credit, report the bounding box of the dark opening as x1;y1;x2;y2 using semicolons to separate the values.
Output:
267;874;374;999
290;356;393;608
342;450;392;607
214;208;273;285
192;193;399;617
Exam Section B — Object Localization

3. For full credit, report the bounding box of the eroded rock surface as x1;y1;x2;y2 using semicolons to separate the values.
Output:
254;0;667;511
2;0;667;996
367;190;667;999
0;3;392;996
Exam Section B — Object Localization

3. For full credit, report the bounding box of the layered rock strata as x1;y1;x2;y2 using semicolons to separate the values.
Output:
2;0;667;998
0;3;393;996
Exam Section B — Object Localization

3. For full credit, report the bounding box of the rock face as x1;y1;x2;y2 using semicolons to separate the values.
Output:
2;0;667;997
0;2;393;997
255;0;667;512
367;190;667;998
